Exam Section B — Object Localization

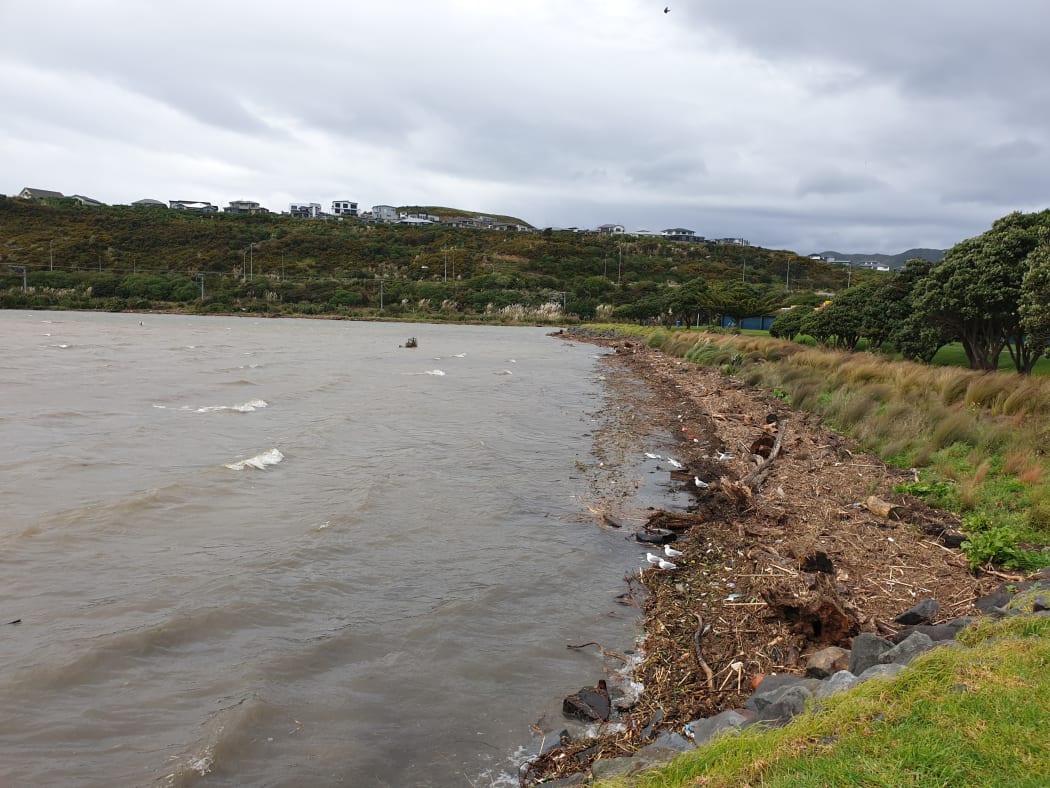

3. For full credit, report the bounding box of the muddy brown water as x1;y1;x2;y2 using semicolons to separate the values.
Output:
0;312;692;787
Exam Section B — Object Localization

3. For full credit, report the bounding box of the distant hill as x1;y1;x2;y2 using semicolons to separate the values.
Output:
398;205;534;228
811;248;945;270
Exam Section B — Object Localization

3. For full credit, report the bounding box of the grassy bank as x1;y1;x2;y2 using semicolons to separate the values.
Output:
613;327;1050;572
597;616;1050;787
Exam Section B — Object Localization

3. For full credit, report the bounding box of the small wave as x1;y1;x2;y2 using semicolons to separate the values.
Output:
168;696;279;787
495;369;514;376
224;448;284;471
424;369;446;376
49;343;71;349
196;399;268;414
453;352;467;358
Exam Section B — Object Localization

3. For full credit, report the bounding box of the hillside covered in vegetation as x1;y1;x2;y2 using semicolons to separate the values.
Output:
0;197;856;320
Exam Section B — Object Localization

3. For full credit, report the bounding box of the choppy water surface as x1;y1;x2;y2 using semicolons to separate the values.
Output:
0;311;652;787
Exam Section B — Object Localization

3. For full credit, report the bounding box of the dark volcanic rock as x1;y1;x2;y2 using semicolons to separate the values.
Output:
848;633;894;675
562;680;611;722
878;632;937;665
893;598;941;626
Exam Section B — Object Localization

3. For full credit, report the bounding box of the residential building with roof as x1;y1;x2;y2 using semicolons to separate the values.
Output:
224;200;269;215
372;205;397;222
132;198;167;208
18;187;64;200
662;228;703;242
290;202;323;219
332;200;358;217
597;223;625;234
170;200;218;212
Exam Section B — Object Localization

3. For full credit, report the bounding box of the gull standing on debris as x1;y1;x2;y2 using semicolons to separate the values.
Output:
645;553;663;565
694;476;709;488
657;558;677;570
666;457;685;469
664;545;684;558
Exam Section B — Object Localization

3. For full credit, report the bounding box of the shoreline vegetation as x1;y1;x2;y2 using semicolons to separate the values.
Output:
520;327;1049;786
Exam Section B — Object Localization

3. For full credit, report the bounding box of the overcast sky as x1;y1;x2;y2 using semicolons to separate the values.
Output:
4;1;1049;254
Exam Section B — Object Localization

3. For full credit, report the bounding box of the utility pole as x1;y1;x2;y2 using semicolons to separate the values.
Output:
49;240;54;271
249;242;254;281
443;247;448;282
194;272;205;301
451;246;455;280
785;258;791;292
617;244;622;284
379;279;385;311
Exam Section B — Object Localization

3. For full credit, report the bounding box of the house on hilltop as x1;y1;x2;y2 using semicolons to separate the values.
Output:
170;200;218;212
132;198;167;208
18;187;64;200
597;223;625;234
332;200;358;217
71;194;106;207
372;205;397;222
224;200;269;215
662;228;703;242
290;202;323;219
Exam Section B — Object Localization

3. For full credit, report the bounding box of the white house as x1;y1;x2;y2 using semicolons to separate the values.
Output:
372;205;397;222
290;202;323;219
597;223;625;234
332;200;358;217
662;228;701;242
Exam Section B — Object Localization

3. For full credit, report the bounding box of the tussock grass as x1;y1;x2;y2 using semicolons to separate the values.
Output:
632;329;1050;561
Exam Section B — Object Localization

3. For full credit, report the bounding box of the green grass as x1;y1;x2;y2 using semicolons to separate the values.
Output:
931;343;1050;376
599;618;1050;788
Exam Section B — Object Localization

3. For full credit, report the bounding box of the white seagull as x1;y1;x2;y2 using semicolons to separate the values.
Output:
666;458;685;469
694;476;709;488
657;559;678;570
645;553;663;564
716;451;735;461
645;452;661;460
664;545;684;558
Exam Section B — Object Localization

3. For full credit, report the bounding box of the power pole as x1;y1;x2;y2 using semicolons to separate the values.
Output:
49;240;54;271
379;279;385;311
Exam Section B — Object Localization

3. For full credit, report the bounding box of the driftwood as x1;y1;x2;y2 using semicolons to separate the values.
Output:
865;495;904;519
740;419;788;489
692;614;715;691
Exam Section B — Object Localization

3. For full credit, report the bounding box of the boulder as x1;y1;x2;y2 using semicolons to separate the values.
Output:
857;663;906;683
815;670;859;699
755;685;813;724
562;680;611;722
891;617;975;644
878;632;937;665
635;732;694;757
686;709;757;746
745;677;821;712
805;646;850;678
893;598;941;625
848;633;894;675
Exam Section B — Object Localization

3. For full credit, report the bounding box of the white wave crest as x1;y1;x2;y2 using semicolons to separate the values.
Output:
224;448;284;471
495;369;514;376
424;369;446;376
196;399;268;413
